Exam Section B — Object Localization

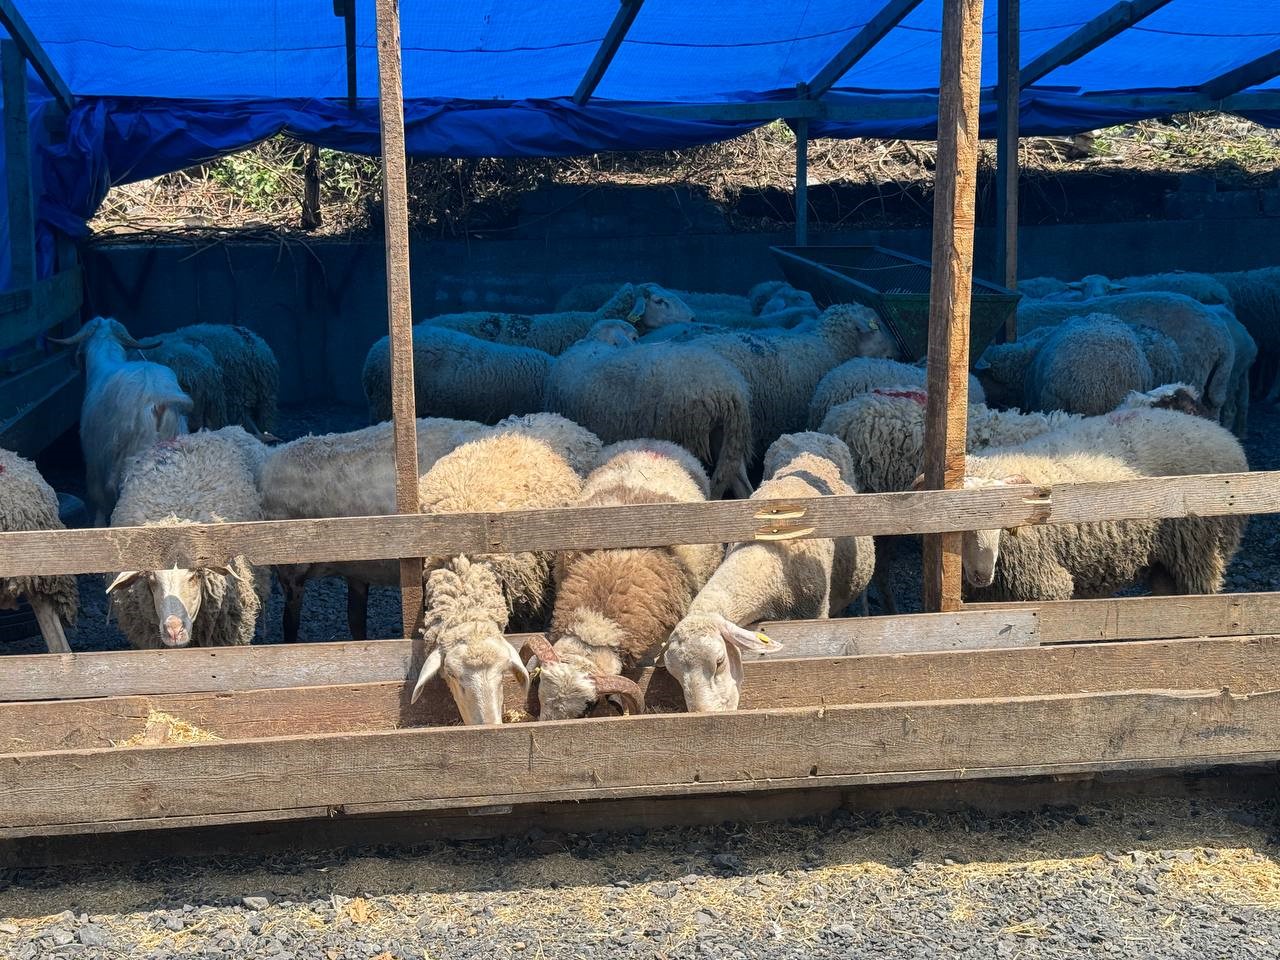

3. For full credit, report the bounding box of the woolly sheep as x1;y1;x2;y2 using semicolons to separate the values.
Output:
0;448;78;652
1066;271;1234;308
1016;293;1235;421
50;317;193;527
157;324;279;437
420;284;651;355
959;448;1240;601
1025;315;1153;416
530;442;721;721
748;280;791;314
651;303;899;462
664;432;875;712
1207;305;1258;436
410;433;582;724
1017;277;1072;299
807;356;985;428
490;412;603;477
1214;267;1280;402
141;339;227;432
543;334;755;499
554;281;697;329
261;416;487;642
363;319;634;425
107;427;268;648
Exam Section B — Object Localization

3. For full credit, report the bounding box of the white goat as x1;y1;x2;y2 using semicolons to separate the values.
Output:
50;317;192;526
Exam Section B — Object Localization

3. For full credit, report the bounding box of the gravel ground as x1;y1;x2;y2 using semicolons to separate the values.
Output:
1;796;1277;959
9;398;1279;651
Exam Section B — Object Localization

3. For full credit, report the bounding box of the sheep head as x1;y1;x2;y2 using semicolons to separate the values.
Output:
631;283;695;330
411;558;526;725
663;613;781;712
818;304;899;360
529;614;645;720
106;564;238;647
913;473;1030;589
583;319;639;348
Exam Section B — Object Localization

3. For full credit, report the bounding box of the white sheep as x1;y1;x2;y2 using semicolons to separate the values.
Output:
958;446;1241;602
153;323;280;437
107;427;268;648
807;356;985;428
1016;277;1072;299
1016;293;1235;422
1214;267;1280;403
420;284;652;355
0;448;78;652
1025;315;1154;416
643;304;899;463
50;317;193;527
529;441;722;721
362;318;635;425
663;432;875;712
410;433;583;724
543;333;755;499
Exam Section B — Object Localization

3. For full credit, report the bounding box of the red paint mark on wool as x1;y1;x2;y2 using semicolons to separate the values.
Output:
873;388;928;407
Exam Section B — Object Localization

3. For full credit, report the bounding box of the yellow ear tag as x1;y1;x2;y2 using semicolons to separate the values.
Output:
755;632;773;645
868;318;880;330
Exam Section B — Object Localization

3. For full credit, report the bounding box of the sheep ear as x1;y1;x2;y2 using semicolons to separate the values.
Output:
506;643;530;691
714;615;781;654
106;571;142;593
724;641;745;693
410;647;445;704
1002;474;1032;486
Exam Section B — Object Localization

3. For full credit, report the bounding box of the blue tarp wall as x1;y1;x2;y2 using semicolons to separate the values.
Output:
3;0;1279;286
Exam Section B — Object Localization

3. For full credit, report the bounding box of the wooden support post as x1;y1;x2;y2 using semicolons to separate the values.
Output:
373;0;423;642
0;0;73;114
573;0;645;105
793;117;809;246
995;0;1019;339
921;0;985;613
345;0;358;108
2;40;35;291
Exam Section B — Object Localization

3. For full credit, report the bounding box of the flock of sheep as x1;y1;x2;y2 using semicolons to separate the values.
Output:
0;265;1270;723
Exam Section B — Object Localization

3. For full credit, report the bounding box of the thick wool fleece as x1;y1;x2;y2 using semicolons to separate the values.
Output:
418;433;582;629
0;448;78;625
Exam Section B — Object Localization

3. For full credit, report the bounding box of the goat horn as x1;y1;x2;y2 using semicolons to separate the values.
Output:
589;674;645;716
46;326;94;346
525;635;559;664
121;333;164;350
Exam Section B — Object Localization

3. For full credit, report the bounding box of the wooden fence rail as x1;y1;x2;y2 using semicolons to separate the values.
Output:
4;682;1278;835
5;636;1279;755
0;470;1274;578
5;591;1280;703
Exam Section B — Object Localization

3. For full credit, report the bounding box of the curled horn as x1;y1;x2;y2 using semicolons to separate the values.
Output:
123;333;164;350
46;326;96;346
590;674;645;716
525;635;560;664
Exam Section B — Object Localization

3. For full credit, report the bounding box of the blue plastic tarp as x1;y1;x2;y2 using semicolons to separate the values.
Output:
1;0;1277;287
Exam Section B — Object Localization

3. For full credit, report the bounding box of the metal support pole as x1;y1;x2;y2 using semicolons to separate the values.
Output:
995;0;1019;338
794;117;809;246
921;0;985;613
373;0;423;641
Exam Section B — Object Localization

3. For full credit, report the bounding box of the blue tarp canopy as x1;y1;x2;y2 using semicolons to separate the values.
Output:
2;0;1279;283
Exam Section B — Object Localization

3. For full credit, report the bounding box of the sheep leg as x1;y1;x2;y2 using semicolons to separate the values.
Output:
859;591;869;617
873;563;899;615
346;578;369;641
281;574;306;644
730;463;754;500
29;595;71;654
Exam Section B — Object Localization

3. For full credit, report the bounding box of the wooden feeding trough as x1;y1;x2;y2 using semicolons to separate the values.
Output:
771;244;1019;362
2;0;1280;850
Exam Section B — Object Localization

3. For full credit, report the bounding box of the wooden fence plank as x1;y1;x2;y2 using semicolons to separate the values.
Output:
5;636;1280;755
922;0;985;613
3;686;1279;832
8;592;1280;703
0;470;1275;579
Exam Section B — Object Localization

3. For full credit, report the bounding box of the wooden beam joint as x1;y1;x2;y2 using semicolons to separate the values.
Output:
573;0;645;105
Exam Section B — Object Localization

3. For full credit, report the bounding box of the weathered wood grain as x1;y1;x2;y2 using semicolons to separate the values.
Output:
6;636;1280;755
374;0;423;641
4;686;1278;831
7;593;1280;703
922;0;985;613
0;470;1274;578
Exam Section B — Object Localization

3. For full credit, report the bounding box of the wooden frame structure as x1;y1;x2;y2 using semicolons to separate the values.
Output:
2;0;1279;844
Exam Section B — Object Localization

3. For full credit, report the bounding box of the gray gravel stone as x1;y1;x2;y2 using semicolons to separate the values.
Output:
242;896;271;911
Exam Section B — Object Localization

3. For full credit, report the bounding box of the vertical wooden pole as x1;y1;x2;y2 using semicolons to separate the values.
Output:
345;0;358;109
996;0;1020;334
794;117;810;246
2;40;35;290
921;0;985;613
373;0;423;641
